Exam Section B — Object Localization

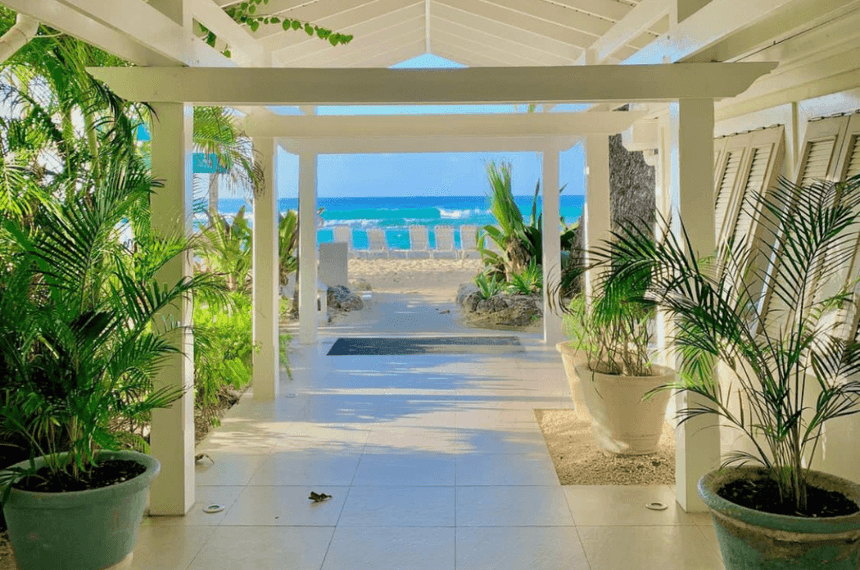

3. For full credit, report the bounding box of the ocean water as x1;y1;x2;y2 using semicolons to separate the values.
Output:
216;195;584;251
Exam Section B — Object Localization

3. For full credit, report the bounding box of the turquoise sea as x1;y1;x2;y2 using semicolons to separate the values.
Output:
216;195;584;251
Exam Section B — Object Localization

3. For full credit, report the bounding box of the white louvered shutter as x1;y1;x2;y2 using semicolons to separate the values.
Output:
799;138;837;188
715;150;743;239
844;136;860;178
733;145;772;248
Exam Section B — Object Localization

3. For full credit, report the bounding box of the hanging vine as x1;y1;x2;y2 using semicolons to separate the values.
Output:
200;0;353;58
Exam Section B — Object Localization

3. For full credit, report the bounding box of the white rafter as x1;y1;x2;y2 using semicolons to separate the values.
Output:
188;0;269;65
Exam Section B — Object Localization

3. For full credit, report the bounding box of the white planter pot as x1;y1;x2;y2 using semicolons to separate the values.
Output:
575;363;674;455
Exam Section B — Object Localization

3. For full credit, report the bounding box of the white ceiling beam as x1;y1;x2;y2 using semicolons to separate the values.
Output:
88;62;778;105
273;4;423;62
433;45;510;66
2;0;167;65
432;0;596;47
483;0;614;37
431;2;583;58
252;0;382;39
431;17;578;64
245;111;648;137
693;0;860;63
188;0;269;65
432;30;555;66
279;135;578;153
287;25;424;67
550;0;633;22
624;0;799;64
264;0;421;53
579;0;667;64
54;0;232;66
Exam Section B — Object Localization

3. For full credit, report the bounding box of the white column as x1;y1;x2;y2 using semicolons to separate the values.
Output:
541;149;563;346
650;118;672;367
298;153;318;345
148;102;194;516
252;138;280;400
670;98;721;512
584;135;611;303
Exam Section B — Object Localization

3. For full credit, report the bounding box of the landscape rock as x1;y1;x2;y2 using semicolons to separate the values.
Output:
327;285;364;312
457;284;542;328
350;278;372;291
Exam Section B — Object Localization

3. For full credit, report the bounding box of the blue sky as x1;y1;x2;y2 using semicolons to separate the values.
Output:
274;54;586;199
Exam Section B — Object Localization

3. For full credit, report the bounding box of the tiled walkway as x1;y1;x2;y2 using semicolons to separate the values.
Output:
133;296;724;570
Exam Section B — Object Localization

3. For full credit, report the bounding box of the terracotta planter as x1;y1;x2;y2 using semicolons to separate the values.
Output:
2;450;159;570
699;467;860;569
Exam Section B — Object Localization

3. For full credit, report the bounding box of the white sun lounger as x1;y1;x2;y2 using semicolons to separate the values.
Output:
408;225;431;258
366;228;389;259
459;224;480;260
433;225;457;259
332;225;354;257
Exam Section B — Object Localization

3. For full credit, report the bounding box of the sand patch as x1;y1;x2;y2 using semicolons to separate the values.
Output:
535;408;675;485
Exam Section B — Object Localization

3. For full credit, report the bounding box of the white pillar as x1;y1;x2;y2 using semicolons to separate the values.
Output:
252;138;280;400
148;102;194;516
670;98;721;512
542;149;564;346
650;119;672;368
298;153;318;345
584;135;611;303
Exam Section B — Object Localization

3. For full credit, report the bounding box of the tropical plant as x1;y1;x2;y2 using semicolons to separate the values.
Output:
0;153;227;490
474;271;506;300
479;161;575;283
194;291;256;427
279;209;298;284
595;174;860;515
507;259;543;295
197;206;253;293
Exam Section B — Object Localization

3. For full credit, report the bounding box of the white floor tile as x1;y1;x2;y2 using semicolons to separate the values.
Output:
131;526;214;570
352;453;456;486
338;486;455;527
456;454;560;485
563;485;693;526
247;451;361;486
184;526;333;570
577;526;725;570
221;486;348;526
457;486;575;527
321;526;455;570
456;527;590;570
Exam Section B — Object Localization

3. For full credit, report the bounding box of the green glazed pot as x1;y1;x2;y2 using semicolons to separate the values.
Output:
2;450;159;570
699;467;860;570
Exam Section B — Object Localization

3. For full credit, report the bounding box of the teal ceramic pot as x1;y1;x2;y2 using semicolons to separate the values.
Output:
699;467;860;570
2;450;159;570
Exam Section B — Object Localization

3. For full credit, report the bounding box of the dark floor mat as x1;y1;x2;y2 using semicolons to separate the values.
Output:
327;336;524;356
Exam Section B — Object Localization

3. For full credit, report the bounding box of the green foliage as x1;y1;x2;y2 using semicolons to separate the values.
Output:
0;154;228;488
595;174;860;514
199;0;353;57
507;259;543;295
474;272;506;300
194;292;256;427
279;209;298;284
197;206;253;293
479;161;575;284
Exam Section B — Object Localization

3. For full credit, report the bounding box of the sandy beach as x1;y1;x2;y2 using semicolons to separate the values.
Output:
348;257;485;301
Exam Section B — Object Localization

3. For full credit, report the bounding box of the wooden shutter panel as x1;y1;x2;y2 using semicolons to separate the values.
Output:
715;150;743;239
794;116;846;185
732;145;772;248
844;135;860;178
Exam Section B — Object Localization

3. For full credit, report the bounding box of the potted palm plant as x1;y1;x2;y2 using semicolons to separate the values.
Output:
0;156;226;570
555;263;674;455
596;174;860;569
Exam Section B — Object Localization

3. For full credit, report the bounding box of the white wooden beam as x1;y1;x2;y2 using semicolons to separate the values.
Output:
264;0;421;53
483;0;613;37
243;112;648;139
431;33;546;66
54;0;233;66
3;0;168;65
625;0;797;64
552;0;632;21
432;0;596;48
431;2;583;59
278;135;578;154
431;16;578;65
330;39;425;68
188;0;270;65
254;0;386;39
581;0;668;64
88;63;778;105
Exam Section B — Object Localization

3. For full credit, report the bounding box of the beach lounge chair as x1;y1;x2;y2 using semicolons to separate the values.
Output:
332;225;355;257
407;225;431;258
459;224;480;260
433;225;457;258
366;228;389;259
